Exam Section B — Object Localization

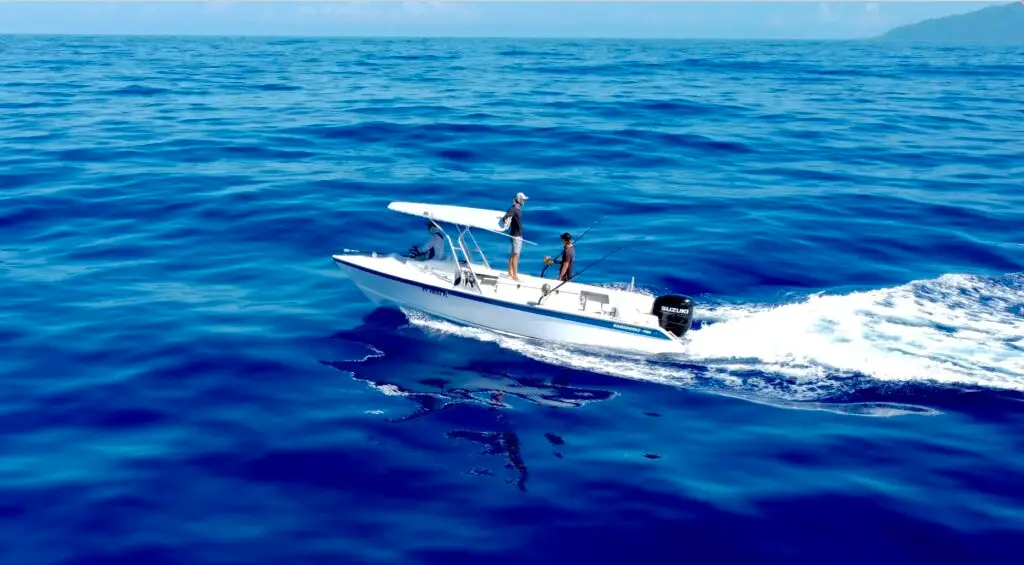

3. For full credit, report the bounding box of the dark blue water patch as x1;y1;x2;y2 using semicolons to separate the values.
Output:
410;491;1023;564
1;386;173;434
294;121;509;142
909;63;1024;77
347;104;456;116
670;56;896;80
755;111;836;124
748;166;862;184
108;84;169;96
374;53;462;62
497;49;577;59
0;167;80;192
544;97;751;120
618;128;756;154
54;148;146;162
434;147;479;162
523;61;666;76
0;100;74;110
914;112;989;129
217;145;316;160
265;39;316;46
929;237;1023;273
79;138;317;164
250;83;300;91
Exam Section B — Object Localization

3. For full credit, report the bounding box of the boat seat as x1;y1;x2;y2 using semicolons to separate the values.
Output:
580;290;611;313
477;273;499;292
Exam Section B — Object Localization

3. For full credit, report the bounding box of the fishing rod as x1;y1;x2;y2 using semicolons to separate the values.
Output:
539;215;606;278
537;239;636;305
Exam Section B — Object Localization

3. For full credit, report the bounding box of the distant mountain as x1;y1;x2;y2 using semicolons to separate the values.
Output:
877;2;1024;44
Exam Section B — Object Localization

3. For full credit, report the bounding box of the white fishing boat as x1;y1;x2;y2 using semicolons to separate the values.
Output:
331;201;696;354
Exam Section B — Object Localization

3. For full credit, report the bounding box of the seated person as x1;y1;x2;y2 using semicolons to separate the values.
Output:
410;222;446;261
543;232;575;281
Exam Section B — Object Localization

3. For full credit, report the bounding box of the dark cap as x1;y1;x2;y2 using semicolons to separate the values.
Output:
561;232;572;241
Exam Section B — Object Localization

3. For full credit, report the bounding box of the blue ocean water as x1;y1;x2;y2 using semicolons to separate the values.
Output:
2;35;1023;564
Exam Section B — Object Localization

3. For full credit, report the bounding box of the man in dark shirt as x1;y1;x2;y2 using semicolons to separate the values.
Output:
501;192;527;280
547;232;574;282
557;233;575;281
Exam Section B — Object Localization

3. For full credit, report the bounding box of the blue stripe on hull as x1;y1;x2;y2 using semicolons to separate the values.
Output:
334;257;675;341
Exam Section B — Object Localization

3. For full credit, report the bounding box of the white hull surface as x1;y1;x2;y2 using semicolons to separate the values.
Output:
333;253;688;355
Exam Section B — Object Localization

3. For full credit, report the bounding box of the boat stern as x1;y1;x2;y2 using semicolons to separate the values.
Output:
651;294;696;339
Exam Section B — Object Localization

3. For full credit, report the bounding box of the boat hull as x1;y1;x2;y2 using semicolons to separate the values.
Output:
333;255;685;355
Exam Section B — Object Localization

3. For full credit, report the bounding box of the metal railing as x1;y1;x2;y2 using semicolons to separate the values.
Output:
428;220;483;295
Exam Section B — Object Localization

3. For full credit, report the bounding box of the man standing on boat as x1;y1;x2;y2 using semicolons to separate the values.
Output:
544;232;575;282
501;192;527;281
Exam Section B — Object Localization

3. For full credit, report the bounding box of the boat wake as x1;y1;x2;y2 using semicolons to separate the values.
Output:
402;272;1024;403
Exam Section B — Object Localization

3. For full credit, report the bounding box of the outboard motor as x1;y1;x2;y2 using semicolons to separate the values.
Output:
651;294;696;338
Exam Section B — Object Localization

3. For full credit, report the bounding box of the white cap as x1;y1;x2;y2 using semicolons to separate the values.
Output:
515;192;528;203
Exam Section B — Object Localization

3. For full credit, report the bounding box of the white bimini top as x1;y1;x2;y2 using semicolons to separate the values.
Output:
388;201;535;244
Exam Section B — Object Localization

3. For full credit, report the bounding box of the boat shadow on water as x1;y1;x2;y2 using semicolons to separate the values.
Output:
318;307;622;491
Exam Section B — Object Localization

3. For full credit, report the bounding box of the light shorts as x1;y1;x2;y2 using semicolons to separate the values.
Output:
511;236;523;254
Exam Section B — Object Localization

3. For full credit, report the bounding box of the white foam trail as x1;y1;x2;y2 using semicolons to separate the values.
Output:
684;274;1023;390
401;273;1024;398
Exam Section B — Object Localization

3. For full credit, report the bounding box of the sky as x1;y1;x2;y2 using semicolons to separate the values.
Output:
0;1;1006;40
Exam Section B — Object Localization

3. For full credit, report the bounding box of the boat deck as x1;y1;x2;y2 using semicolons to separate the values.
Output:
408;257;661;329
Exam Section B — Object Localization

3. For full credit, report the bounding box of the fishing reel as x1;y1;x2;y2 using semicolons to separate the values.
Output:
539;257;553;278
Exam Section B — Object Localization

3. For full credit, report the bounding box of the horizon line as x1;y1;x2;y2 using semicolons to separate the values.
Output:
0;31;896;40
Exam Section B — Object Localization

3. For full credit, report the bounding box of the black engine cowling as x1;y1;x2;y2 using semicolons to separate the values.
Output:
651;294;695;338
